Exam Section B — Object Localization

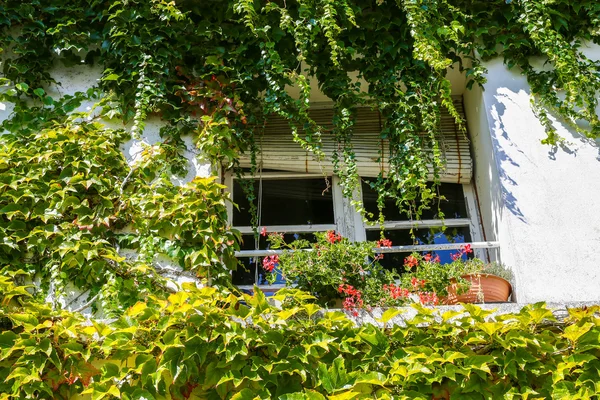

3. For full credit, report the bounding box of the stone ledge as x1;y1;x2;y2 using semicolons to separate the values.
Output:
326;301;600;326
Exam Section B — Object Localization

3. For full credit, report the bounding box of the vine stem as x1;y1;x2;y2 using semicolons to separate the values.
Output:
71;293;101;313
120;166;137;192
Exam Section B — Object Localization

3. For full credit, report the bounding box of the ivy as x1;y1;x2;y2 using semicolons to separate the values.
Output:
2;0;600;311
2;279;600;399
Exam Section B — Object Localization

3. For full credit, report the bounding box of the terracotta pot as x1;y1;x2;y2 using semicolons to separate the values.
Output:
443;274;512;305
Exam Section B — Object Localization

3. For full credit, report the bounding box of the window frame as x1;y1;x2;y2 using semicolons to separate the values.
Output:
226;170;486;291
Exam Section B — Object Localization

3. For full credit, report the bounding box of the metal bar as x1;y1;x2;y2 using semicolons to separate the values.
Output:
364;218;471;230
234;241;500;257
233;172;327;179
236;224;337;234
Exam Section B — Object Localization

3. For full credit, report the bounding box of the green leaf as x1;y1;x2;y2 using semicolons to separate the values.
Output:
563;322;594;343
279;392;326;400
231;388;259;399
377;308;404;324
317;356;353;394
0;331;18;349
15;83;29;92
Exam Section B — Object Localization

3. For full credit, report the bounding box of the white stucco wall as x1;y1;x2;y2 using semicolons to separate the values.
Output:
464;44;600;303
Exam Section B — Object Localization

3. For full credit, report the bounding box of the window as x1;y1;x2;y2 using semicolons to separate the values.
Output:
227;172;337;292
227;97;485;291
226;173;484;291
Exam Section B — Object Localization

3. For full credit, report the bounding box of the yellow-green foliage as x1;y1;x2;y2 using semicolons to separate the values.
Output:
1;278;600;399
0;108;238;314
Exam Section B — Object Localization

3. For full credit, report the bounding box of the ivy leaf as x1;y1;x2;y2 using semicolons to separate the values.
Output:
231;388;260;399
0;331;18;352
562;322;594;343
377;308;404;324
33;88;45;98
15;83;29;92
279;392;326;400
317;356;353;394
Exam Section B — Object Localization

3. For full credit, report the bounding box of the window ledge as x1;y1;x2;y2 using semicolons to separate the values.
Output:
322;301;600;326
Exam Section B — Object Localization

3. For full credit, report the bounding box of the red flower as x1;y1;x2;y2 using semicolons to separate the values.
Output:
462;244;473;254
384;283;410;300
260;227;267;237
404;255;418;268
375;238;392;259
418;291;439;305
326;230;342;244
377;238;392;248
411;276;419;288
424;253;432;262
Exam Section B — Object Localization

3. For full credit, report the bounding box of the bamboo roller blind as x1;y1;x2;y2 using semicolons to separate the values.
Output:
239;97;472;183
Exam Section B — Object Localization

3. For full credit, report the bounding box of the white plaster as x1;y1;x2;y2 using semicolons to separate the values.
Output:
468;45;600;303
119;249;202;291
120;116;165;164
285;62;466;101
171;134;213;185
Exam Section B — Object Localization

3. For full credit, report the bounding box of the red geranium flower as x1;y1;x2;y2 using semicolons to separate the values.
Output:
326;230;342;244
404;255;418;268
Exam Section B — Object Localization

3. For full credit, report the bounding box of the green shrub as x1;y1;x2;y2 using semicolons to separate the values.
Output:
1;278;599;399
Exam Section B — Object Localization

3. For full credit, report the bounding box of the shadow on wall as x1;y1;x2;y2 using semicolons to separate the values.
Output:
488;92;527;224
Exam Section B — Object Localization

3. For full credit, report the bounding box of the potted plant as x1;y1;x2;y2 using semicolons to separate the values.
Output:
400;245;513;305
263;230;411;315
444;259;513;304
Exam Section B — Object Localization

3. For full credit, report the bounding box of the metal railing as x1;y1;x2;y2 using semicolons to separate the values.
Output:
234;241;500;258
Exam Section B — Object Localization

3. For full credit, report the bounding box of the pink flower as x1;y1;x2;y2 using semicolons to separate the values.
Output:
462;244;473;254
260;227;267;237
262;255;279;272
424;253;432;262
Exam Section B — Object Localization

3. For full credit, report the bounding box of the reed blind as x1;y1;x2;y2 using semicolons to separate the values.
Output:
239;97;471;183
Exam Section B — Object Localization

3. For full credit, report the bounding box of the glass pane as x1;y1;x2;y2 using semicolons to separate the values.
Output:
361;181;468;221
365;227;472;273
232;232;316;286
233;178;334;226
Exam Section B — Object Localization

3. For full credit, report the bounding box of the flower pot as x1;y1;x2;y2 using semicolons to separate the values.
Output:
443;274;512;305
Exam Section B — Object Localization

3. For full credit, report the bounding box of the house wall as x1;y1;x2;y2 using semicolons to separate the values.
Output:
464;44;600;303
4;51;600;306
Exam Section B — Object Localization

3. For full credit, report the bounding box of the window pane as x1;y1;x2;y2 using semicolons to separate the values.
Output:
233;178;334;226
365;227;472;272
361;181;468;221
232;232;315;286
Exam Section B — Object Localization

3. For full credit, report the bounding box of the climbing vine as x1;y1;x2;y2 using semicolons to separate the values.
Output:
2;0;600;312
